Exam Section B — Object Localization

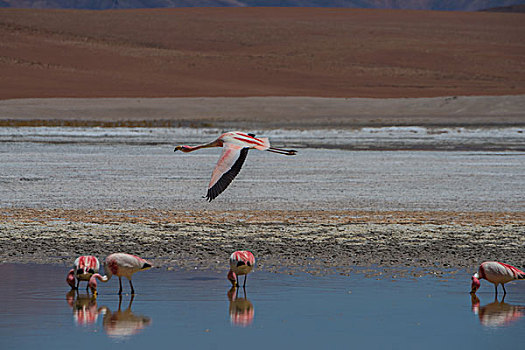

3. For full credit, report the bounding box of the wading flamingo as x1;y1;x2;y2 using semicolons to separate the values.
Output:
103;253;153;295
174;131;297;201
87;254;152;295
66;255;100;290
228;251;255;288
471;261;525;296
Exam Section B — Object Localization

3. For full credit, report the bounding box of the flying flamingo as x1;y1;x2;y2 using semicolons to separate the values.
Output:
66;255;100;290
228;250;255;288
102;253;153;295
174;131;297;201
471;261;525;296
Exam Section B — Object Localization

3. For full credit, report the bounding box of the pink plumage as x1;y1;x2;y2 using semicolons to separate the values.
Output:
228;250;256;288
174;131;296;201
102;253;153;295
471;261;525;296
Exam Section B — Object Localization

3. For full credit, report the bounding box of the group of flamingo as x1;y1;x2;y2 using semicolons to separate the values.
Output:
67;250;254;295
68;132;523;297
67;253;152;295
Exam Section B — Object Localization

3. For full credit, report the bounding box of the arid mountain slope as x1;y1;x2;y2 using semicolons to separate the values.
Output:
1;8;524;98
3;0;525;11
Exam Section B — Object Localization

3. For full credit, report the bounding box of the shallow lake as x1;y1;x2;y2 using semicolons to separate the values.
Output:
1;264;525;349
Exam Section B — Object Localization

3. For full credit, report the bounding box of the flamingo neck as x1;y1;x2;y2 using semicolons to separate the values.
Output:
67;269;76;288
182;140;222;152
227;270;237;286
92;274;110;282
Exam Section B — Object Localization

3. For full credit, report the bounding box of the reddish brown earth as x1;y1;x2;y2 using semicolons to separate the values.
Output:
1;8;524;99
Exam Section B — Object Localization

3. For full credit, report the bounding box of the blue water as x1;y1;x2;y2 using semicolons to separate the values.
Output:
1;264;524;349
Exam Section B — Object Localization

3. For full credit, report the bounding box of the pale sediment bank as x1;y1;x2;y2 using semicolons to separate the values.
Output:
1;209;523;276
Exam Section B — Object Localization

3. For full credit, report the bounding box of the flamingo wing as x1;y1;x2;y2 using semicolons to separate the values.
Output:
207;143;249;201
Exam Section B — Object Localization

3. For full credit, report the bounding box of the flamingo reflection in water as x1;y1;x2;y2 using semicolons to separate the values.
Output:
66;290;102;326
99;295;151;339
228;287;254;327
471;294;525;328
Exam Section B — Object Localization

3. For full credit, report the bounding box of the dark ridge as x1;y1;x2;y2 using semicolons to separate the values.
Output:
4;1;525;11
479;4;525;12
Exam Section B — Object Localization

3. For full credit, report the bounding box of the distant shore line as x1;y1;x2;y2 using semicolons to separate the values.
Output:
1;95;524;129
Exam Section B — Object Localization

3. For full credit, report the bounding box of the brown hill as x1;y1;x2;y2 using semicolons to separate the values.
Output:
4;0;525;11
1;8;524;99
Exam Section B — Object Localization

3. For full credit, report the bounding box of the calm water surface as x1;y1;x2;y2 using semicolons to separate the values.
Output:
1;264;525;349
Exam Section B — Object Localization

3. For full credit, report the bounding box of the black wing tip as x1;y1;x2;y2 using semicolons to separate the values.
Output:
205;148;249;202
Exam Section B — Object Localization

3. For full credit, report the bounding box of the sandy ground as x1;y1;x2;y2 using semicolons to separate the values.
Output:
1;95;524;128
1;8;524;99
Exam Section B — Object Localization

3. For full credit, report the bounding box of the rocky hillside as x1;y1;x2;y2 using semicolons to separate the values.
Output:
2;0;525;11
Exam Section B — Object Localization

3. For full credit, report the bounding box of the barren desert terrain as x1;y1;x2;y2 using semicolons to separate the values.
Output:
1;8;524;99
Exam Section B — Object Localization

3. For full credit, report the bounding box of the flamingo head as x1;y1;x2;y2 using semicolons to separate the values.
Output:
228;270;237;287
88;274;101;296
67;269;76;289
471;274;481;294
174;145;192;153
141;262;153;271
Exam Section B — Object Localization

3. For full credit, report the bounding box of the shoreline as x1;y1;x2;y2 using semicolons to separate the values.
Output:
2;209;524;276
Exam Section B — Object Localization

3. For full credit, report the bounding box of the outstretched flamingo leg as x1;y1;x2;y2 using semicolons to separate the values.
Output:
76;280;80;290
502;284;507;295
243;275;247;288
118;277;123;295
